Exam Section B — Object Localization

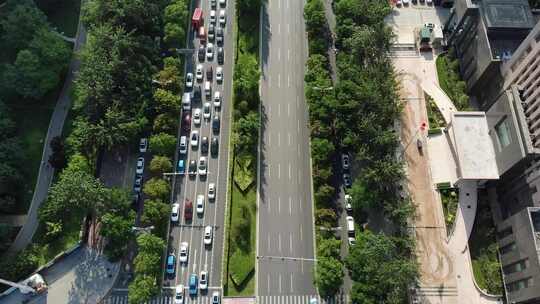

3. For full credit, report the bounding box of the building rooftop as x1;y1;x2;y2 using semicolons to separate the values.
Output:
449;112;500;180
481;0;535;29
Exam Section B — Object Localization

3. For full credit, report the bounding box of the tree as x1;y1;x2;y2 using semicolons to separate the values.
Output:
101;212;135;260
317;237;341;259
153;88;180;113
149;132;177;157
315;208;337;227
128;275;159;304
134;251;161;277
0;1;48;52
234;53;260;106
314;256;343;297
153;113;177;134
140;199;169;236
48;136;67;169
310;138;334;165
234;111;260;154
136;231;166;255
149;156;173;176
154;57;182;93
143;178;170;200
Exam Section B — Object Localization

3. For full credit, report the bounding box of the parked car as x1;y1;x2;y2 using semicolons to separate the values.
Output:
216;27;224;45
174;285;184;304
184;199;193;221
178;159;185;174
183;113;191;132
133;176;142;193
208;183;216;200
216;67;223;83
219;0;226;7
343;173;352;188
196;194;205;214
344;194;352;212
179;136;188;154
211;0;216;8
346;216;355;236
198;157;207;175
193;86;201;103
204;226;213;245
348;237;356;246
201;136;209;154
139;138;148;153
211;137;219;157
166;254;176;275
199;271;208;290
179;242;189;263
206;66;213;81
189;273;198;296
188;160;197;176
341;153;350;170
136;157;144;175
171;203;180;222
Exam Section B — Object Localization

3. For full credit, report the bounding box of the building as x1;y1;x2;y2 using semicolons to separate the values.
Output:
444;0;535;109
483;21;540;303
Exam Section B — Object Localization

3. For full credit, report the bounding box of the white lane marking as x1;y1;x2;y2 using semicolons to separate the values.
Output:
278;233;282;252
279;274;282;293
278;103;281;117
278;132;281;146
267;235;271;251
289;233;293;253
278;0;281;9
297;120;300;133
287;23;290;34
288;74;290;87
287;103;290;117
289;196;292;215
290;273;294;293
288;49;290;61
287;0;289;9
278;23;281;34
278;163;281;179
288;163;291;180
269;75;272;88
278;48;281;61
267;196;271;213
288;132;291;146
300;223;303;241
192;249;198;272
268;163;271;178
278;74;281;88
267;274;271;293
297;143;300;157
268;133;271;145
278;196;281;214
301;259;304;273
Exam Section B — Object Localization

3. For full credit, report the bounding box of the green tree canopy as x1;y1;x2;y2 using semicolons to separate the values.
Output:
143;177;171;200
0;0;48;52
149;132;177;157
149;155;173;176
314;256;343;297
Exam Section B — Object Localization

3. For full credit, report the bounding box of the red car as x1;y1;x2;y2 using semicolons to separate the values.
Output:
183;113;191;132
184;199;193;222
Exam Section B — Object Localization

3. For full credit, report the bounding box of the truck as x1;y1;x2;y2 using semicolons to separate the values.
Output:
418;25;432;52
192;8;203;30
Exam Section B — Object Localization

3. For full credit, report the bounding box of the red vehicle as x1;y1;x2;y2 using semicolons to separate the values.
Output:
183;113;191;132
184;199;193;222
192;8;204;30
198;26;207;44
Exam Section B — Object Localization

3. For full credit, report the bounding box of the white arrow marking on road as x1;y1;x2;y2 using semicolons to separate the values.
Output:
297;120;300;133
268;235;271;251
287;23;290;34
278;23;281;34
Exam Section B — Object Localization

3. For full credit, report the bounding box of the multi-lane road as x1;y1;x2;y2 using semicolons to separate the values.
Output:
165;0;235;300
257;0;317;298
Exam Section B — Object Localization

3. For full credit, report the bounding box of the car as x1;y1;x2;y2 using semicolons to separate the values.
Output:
198;45;206;61
403;0;410;5
212;114;220;133
179;136;188;154
188;160;197;176
204;226;213;245
189;273;198;296
208;24;215;41
186;72;194;88
201;136;209;154
184;199;193;221
205;81;212;99
196;64;204;81
210;0;216;8
196;194;205;214
219;0;226;7
344;194;352;212
346;216;355;235
136;157;144;175
206;66;213;81
348;237;356;246
216;27;224;45
211;137;219;156
309;298;317;304
206;43;214;60
424;23;435;29
217;47;224;64
199;271;208;290
208;183;216;200
412;0;418;4
216;67;223;83
139;138;148;153
191;130;199;147
343;173;352;188
193;86;202;102
174;285;184;304
211;292;220;304
193;108;202;125
198;157;207;175
213;91;221;108
426;0;433;4
210;10;216;24
179;242;189;263
203;102;211;119
166;254;176;275
178;160;185;174
133;176;142;193
183;113;191;132
396;0;402;6
341;153;350;170
219;10;226;26
171;203;180;222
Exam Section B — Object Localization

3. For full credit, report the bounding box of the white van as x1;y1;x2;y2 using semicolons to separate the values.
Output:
205;81;212;99
182;92;191;111
346;216;355;236
179;136;187;154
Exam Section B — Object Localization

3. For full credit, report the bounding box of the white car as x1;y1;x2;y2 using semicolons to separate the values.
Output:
136;157;144;175
219;10;226;26
196;64;204;81
198;156;207;175
206;43;214;60
171;203;180;222
426;0;433;4
139;138;148;153
203;102;211;119
179;242;189;263
193;108;202;125
402;0;410;4
191;130;199;147
208;183;216;200
199;271;208;290
213;91;221;108
196;194;205;214
210;10;216;24
219;0;226;7
186;73;194;88
348;237;356;246
396;0;402;6
204;226;213;245
179;136;188;154
344;194;352;212
174;285;184;304
341;153;350;170
212;292;220;304
216;67;223;83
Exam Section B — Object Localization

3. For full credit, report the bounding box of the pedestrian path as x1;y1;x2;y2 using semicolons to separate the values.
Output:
102;294;347;304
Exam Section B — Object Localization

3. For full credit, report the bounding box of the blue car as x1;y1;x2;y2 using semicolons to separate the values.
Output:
166;254;176;275
189;273;198;296
178;159;185;174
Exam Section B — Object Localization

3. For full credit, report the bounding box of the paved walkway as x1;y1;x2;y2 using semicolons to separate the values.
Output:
6;11;87;255
421;79;456;124
0;215;27;227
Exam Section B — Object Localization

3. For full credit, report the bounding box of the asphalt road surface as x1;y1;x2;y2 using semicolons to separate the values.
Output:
165;0;235;300
257;0;317;297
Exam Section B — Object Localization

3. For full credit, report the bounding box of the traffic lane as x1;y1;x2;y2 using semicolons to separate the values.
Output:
258;257;316;295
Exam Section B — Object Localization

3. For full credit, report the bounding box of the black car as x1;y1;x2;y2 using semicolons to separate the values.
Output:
201;136;209;154
216;28;224;45
211;137;219;157
217;47;224;64
206;66;213;81
208;24;215;41
198;45;205;62
212;114;220;133
193;86;201;102
188;160;197;176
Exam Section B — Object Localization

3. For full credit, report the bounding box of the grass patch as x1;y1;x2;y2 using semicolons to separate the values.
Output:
36;0;81;37
435;53;470;111
469;191;503;294
425;95;446;130
439;187;458;232
33;218;81;266
234;155;255;191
